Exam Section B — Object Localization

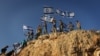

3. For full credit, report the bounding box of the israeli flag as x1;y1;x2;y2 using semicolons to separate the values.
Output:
41;15;54;22
61;11;66;17
43;7;54;14
68;12;75;18
13;42;22;54
56;9;61;15
23;25;28;30
23;25;33;30
13;43;20;48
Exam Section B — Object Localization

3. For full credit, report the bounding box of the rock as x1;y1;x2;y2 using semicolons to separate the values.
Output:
0;53;6;56
17;30;100;56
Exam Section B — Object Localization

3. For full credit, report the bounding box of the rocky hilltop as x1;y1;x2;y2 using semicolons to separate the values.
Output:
18;30;100;56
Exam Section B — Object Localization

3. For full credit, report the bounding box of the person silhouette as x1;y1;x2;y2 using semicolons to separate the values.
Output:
52;18;57;33
59;20;64;32
67;22;74;31
76;20;81;30
43;21;48;34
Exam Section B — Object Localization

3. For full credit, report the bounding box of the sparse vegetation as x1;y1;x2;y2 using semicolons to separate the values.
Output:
17;30;100;56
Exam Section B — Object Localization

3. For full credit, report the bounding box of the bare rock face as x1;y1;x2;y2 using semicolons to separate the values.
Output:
0;53;6;56
18;30;100;56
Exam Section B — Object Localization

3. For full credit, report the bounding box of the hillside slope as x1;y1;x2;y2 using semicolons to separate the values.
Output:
18;30;100;56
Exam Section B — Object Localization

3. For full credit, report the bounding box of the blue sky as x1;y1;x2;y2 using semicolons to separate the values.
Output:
0;0;100;52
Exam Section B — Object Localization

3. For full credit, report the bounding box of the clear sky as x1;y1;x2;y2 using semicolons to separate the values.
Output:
0;0;100;52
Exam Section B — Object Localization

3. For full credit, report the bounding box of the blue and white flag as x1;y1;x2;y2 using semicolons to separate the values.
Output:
61;11;66;17
56;9;61;15
56;9;66;17
13;42;20;49
68;12;75;18
23;25;33;30
43;7;54;14
13;42;22;54
41;15;54;22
